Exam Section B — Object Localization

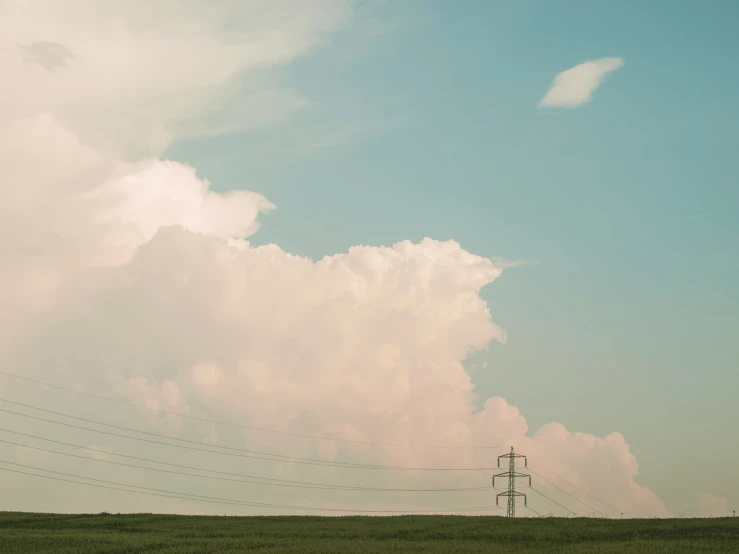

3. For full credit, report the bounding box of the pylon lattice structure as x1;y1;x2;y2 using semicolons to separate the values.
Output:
493;446;531;518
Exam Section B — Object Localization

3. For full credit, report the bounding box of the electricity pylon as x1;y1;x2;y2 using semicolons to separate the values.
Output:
493;446;531;518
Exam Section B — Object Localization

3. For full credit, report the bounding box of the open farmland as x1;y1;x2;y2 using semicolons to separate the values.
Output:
1;512;737;553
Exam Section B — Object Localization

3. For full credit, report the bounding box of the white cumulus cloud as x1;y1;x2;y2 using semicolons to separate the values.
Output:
0;2;670;518
538;57;624;108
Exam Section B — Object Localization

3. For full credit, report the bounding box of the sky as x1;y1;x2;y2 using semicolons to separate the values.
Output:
0;0;737;519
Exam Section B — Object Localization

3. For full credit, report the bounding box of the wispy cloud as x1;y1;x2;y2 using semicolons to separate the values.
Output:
489;257;540;270
538;57;624;109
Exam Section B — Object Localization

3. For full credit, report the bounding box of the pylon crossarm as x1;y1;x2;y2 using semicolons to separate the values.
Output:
499;491;526;497
493;473;511;486
505;473;531;486
495;471;530;478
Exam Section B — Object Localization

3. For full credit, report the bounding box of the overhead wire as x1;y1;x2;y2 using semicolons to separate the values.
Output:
0;427;461;490
0;433;495;493
533;463;624;515
528;486;577;517
0;376;628;518
0;370;500;450
0;402;494;471
524;504;543;517
526;466;606;516
0;460;503;514
513;497;543;518
0;374;623;517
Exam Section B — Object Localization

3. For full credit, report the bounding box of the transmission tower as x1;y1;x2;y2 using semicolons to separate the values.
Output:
493;446;531;518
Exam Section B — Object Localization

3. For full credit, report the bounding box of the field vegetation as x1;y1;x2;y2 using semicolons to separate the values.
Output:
1;512;737;553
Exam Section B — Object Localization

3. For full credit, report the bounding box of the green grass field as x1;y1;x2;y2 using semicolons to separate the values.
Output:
1;512;737;553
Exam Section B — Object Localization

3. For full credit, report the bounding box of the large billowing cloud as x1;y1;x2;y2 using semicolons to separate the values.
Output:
0;1;669;518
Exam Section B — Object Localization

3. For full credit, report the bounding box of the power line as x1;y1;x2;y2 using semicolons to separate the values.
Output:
0;371;500;450
0;374;628;515
0;434;494;493
529;487;577;517
514;497;543;518
1;427;473;490
0;405;493;471
524;504;543;517
533;463;624;515
522;502;540;517
0;461;503;514
526;467;606;517
0;398;398;468
0;465;313;512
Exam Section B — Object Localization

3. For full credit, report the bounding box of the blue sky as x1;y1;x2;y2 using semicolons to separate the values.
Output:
167;0;739;513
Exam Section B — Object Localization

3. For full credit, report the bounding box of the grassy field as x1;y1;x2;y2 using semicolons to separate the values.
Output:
1;512;737;553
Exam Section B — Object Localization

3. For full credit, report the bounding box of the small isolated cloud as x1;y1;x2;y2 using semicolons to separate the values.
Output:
697;493;729;517
538;57;624;108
